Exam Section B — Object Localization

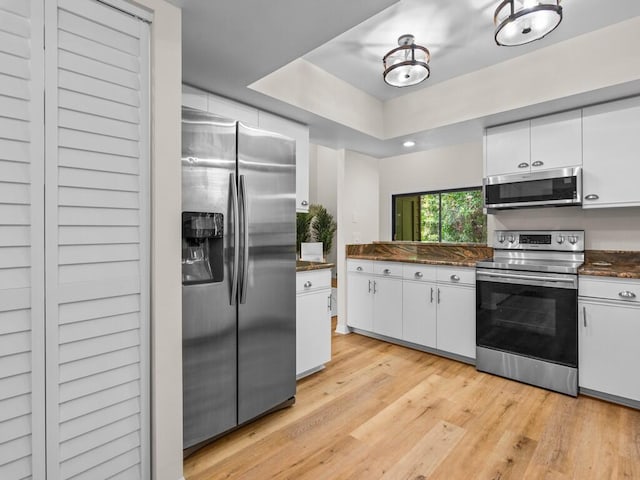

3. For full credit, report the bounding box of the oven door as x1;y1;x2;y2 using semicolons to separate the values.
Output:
476;269;578;367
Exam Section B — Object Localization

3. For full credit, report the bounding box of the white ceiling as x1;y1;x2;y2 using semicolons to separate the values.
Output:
170;0;640;157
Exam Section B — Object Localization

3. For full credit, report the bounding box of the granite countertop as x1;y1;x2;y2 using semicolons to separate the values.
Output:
296;261;335;272
346;242;493;268
579;250;640;279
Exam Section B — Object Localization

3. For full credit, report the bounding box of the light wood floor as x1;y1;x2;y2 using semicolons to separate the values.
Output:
184;321;640;480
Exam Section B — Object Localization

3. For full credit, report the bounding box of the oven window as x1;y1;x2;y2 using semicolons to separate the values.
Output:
485;176;577;205
476;280;577;367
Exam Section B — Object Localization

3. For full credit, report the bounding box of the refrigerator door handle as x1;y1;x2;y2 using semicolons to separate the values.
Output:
239;174;249;304
230;172;239;305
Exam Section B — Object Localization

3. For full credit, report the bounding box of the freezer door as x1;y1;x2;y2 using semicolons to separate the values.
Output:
182;108;238;447
237;123;296;424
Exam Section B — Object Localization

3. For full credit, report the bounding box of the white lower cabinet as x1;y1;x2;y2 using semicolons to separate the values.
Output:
436;284;476;359
402;280;437;348
579;276;640;403
296;269;332;378
348;260;476;360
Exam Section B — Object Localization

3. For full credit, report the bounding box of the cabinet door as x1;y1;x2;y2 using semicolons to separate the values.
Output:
258;112;310;212
436;285;476;359
373;277;403;339
347;274;373;331
296;289;331;377
0;1;45;478
531;110;582;171
583;97;640;208
402;281;437;348
485;120;530;176
579;301;640;401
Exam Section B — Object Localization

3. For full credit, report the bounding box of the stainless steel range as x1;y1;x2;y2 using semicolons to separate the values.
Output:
476;230;584;396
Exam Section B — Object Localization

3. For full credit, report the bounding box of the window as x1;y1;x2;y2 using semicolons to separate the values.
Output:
392;187;487;243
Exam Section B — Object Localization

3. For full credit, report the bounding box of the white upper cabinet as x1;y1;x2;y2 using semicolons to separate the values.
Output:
485;120;530;177
530;110;582;171
582;97;640;208
258;111;310;213
485;110;582;177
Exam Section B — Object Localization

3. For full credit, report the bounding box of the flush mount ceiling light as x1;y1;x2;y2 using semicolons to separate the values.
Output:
494;0;563;46
383;34;430;87
402;140;416;147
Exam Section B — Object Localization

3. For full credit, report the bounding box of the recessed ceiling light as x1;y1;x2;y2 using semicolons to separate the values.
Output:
403;140;416;148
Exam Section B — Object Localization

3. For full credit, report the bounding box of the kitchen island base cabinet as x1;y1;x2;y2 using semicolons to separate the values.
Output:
436;285;476;359
348;261;476;362
296;269;332;379
402;280;437;349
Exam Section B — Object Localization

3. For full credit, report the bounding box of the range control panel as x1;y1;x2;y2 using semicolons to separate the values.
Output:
493;230;585;252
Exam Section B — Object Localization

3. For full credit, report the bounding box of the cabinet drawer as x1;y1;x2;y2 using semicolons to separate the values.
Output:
347;259;373;274
579;276;640;303
402;264;437;282
373;261;403;278
296;269;331;293
436;266;475;285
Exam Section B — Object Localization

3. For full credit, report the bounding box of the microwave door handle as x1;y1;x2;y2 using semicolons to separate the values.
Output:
239;174;249;304
230;173;239;305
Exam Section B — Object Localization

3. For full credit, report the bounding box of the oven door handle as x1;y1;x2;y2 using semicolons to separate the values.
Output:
477;270;577;289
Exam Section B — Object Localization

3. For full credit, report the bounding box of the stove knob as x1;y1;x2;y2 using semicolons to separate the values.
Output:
507;234;515;244
568;235;578;245
497;234;506;244
556;235;565;244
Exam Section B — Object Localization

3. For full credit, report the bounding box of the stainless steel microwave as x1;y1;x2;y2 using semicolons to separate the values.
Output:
483;166;582;211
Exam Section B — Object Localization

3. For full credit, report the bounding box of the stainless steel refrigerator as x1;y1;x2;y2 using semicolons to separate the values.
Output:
181;107;296;451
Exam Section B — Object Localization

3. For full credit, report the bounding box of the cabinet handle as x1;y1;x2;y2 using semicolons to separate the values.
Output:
356;266;363;272
383;268;391;275
304;281;312;288
518;162;529;169
583;305;586;327
368;280;371;293
437;288;441;304
430;287;434;303
327;294;332;313
450;274;460;282
619;290;637;299
585;194;599;201
373;281;377;294
532;161;544;167
301;200;309;206
415;272;423;279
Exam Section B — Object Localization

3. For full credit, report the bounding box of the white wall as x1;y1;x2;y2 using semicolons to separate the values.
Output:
132;1;183;479
378;142;484;241
309;144;339;265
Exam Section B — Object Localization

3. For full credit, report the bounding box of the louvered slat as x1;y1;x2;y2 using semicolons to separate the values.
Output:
59;381;140;423
58;226;139;246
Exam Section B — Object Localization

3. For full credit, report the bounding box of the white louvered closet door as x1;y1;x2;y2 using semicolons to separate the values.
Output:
0;0;45;479
44;1;150;479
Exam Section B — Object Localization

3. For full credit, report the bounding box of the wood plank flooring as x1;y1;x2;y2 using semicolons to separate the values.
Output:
184;323;640;479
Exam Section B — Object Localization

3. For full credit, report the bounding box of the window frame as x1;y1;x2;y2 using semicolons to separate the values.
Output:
391;186;485;243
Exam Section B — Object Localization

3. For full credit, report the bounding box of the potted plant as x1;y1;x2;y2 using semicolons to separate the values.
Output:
296;211;312;258
309;204;337;260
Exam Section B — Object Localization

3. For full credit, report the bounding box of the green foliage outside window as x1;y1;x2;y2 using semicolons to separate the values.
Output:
395;188;486;244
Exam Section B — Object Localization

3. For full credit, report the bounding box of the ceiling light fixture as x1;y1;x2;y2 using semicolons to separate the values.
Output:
383;34;430;87
403;140;416;148
494;0;563;47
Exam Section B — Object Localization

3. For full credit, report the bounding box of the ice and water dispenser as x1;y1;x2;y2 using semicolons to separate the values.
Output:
181;212;224;285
